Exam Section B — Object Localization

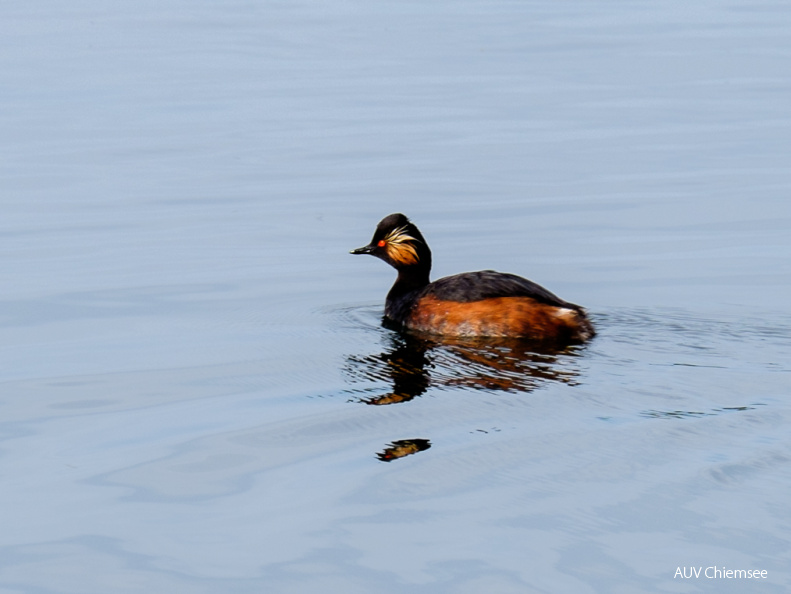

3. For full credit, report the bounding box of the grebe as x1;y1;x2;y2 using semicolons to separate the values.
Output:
351;213;595;344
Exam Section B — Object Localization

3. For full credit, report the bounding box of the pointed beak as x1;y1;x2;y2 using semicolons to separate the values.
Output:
350;245;375;255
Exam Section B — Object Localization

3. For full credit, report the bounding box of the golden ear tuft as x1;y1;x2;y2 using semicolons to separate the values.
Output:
383;225;420;265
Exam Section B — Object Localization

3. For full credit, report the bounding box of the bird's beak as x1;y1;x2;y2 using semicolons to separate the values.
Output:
350;245;375;255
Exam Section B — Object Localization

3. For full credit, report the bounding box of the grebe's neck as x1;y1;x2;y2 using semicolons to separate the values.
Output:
385;266;430;323
390;267;430;296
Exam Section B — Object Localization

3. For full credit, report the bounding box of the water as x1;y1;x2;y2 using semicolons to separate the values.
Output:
2;1;790;592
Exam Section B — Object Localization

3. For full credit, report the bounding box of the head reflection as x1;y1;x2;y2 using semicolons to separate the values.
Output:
345;331;583;406
376;439;432;462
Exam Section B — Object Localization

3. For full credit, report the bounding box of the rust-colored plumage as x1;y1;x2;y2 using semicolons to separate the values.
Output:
407;295;590;342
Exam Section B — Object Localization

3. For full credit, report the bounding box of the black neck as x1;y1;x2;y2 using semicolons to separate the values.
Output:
385;267;431;323
383;234;432;323
390;267;430;296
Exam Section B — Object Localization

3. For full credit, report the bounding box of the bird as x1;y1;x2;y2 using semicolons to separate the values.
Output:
351;213;595;344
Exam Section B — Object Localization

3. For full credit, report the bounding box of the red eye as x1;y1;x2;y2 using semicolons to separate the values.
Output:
377;240;386;247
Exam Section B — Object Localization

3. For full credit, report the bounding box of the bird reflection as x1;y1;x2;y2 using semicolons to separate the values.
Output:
344;331;582;406
344;330;584;461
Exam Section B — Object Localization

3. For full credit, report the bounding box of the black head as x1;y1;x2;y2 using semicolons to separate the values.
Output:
351;213;432;273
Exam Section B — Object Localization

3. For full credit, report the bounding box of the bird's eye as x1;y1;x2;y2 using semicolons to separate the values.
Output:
377;240;386;247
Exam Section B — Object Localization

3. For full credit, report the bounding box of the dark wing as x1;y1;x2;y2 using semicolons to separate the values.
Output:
422;270;579;309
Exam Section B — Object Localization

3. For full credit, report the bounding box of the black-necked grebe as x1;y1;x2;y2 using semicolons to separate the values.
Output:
351;213;595;344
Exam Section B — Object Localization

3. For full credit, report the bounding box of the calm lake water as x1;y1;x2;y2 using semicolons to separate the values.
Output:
2;1;790;592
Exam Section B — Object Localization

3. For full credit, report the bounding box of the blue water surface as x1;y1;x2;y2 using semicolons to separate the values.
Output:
1;1;790;592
